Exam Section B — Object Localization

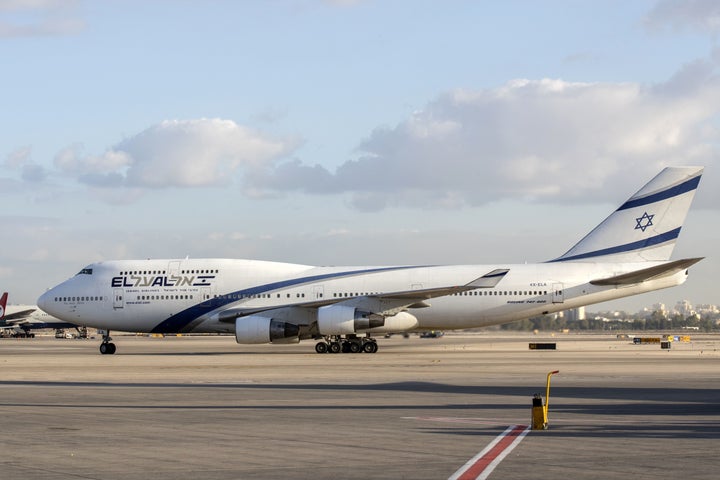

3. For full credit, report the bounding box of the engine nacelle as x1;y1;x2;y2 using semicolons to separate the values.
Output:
365;312;418;334
317;305;383;335
235;316;300;344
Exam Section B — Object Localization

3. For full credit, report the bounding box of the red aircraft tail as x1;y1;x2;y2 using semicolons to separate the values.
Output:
0;292;7;319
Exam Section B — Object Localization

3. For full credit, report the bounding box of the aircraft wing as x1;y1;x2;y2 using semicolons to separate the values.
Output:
216;268;509;323
2;308;37;322
590;258;703;286
379;269;510;301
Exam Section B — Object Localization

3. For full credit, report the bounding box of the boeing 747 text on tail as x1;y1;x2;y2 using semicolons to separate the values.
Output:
38;166;703;355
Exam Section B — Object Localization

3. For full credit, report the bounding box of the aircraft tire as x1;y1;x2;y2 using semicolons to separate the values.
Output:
363;341;377;354
329;342;341;354
315;342;328;354
349;342;361;353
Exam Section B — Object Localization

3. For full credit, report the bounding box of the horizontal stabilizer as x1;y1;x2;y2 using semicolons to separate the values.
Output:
590;258;703;286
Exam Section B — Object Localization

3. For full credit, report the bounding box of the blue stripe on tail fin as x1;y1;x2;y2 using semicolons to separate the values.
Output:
553;166;703;263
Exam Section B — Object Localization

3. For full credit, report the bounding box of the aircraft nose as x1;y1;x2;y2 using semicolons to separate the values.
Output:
37;289;54;314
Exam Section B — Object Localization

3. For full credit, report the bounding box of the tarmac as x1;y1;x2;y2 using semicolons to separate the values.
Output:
1;332;719;479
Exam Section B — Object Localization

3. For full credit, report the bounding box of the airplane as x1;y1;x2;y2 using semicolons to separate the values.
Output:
1;292;83;338
37;166;704;355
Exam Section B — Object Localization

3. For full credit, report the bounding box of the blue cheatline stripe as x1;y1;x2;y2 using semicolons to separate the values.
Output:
618;175;700;211
551;227;681;262
150;265;426;333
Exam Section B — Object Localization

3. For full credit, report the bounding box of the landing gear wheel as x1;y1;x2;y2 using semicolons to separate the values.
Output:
363;341;378;353
349;342;361;353
329;342;341;354
315;342;329;354
99;330;116;355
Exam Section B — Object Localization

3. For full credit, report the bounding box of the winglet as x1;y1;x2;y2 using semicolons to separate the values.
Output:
465;269;509;288
0;292;7;319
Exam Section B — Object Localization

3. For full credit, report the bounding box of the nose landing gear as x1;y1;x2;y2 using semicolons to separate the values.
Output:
99;330;116;355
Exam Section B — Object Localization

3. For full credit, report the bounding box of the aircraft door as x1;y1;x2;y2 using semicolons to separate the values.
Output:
552;283;564;304
312;285;324;300
199;286;217;308
113;288;124;309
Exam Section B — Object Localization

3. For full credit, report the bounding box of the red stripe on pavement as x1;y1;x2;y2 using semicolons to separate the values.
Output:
451;424;529;480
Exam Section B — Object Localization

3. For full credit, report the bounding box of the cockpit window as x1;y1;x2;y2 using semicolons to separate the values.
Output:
76;268;93;275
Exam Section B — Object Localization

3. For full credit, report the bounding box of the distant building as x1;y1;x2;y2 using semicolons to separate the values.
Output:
696;304;719;315
674;300;695;317
651;303;667;315
565;307;586;322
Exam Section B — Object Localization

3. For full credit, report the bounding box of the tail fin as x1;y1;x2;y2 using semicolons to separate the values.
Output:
554;166;703;263
0;292;7;319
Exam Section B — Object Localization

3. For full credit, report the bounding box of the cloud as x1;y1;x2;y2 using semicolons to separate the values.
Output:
248;61;720;211
21;163;47;182
0;0;84;38
58;119;301;190
55;143;131;175
4;145;31;168
4;146;48;182
645;0;720;33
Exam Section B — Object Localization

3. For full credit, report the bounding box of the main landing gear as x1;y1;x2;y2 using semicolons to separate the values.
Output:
99;330;116;355
315;335;378;354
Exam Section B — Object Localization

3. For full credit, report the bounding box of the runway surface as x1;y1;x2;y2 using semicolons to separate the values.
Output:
1;332;719;479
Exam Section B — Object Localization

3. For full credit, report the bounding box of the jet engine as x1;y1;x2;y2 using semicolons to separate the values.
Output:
365;311;418;334
235;316;300;344
317;305;384;335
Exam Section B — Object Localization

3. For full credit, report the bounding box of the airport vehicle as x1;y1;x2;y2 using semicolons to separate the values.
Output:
420;331;444;338
0;292;82;338
37;166;703;355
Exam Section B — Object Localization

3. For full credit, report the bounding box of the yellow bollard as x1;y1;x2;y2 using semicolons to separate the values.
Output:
531;370;559;430
531;394;545;430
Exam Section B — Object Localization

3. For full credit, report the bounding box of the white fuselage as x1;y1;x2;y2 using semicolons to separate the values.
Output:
37;258;687;335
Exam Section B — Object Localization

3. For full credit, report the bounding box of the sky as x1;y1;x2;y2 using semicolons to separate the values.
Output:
1;0;719;313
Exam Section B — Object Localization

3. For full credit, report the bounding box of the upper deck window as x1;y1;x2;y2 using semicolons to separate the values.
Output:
76;268;93;275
